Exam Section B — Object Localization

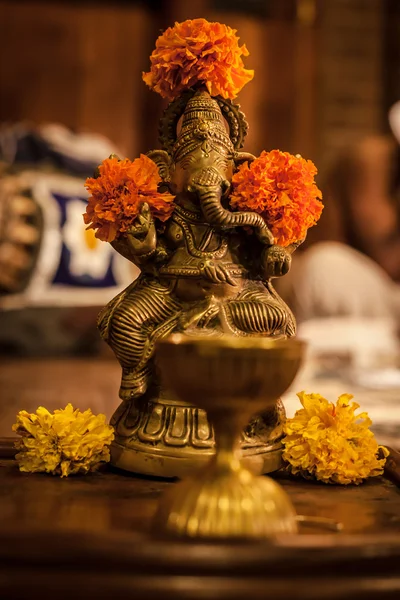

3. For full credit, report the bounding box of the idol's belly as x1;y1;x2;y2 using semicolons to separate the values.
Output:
170;276;244;302
158;246;247;301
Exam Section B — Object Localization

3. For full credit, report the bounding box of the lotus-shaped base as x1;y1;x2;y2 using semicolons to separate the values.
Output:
154;334;305;539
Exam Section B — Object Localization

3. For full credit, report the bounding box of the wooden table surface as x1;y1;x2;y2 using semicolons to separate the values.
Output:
1;437;400;599
1;358;400;598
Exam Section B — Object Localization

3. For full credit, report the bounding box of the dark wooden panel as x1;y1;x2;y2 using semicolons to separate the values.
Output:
384;0;400;112
0;0;158;157
0;1;82;128
77;3;155;157
1;0;395;172
316;0;385;175
0;0;320;162
213;0;297;20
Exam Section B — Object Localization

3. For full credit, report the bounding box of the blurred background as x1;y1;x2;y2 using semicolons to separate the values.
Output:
1;0;400;442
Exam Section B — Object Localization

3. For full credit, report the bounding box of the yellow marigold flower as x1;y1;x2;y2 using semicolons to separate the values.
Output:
282;392;388;485
12;404;114;477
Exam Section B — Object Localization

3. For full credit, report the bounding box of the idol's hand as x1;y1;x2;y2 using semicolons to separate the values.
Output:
126;203;156;255
262;245;292;278
111;203;156;258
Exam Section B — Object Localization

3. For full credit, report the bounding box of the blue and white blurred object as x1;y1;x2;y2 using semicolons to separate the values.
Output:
0;123;137;310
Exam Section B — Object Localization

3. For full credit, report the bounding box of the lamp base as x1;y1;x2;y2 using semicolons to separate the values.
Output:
153;460;298;538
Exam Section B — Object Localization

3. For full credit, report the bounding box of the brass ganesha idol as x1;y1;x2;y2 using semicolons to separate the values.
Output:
97;89;302;477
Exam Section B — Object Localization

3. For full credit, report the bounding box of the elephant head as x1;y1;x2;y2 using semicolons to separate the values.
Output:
148;90;274;245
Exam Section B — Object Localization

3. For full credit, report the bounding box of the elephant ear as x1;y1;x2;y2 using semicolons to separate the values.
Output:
234;152;256;168
147;149;172;183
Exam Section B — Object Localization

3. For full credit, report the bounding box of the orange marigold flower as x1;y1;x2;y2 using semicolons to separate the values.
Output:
142;18;254;101
230;150;323;247
84;155;175;242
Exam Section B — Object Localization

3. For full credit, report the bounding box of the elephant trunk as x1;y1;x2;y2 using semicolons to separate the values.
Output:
189;169;274;245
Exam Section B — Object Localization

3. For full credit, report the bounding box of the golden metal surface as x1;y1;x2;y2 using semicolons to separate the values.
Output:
153;334;305;538
99;88;303;477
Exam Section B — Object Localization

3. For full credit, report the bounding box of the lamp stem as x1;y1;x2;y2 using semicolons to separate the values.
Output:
208;408;250;474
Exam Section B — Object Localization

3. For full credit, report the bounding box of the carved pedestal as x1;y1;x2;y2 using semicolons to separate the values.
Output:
110;391;285;477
